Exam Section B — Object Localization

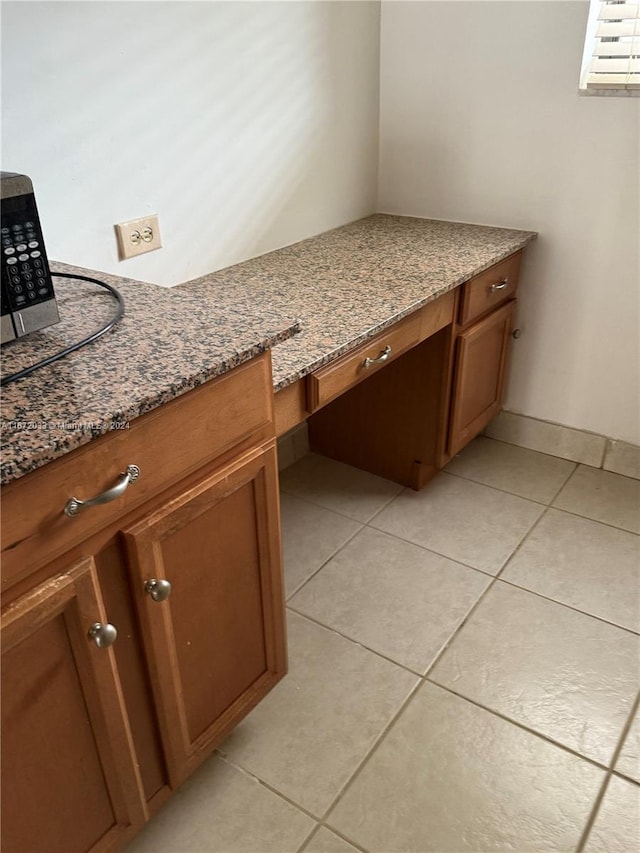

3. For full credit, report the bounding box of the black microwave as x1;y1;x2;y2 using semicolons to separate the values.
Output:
1;172;59;344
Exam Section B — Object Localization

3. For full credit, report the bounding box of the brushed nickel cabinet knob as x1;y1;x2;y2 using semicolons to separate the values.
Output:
145;578;172;602
88;622;118;648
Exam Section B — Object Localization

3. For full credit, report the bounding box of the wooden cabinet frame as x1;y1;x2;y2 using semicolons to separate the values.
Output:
1;355;287;852
448;300;515;457
123;442;286;787
1;558;147;852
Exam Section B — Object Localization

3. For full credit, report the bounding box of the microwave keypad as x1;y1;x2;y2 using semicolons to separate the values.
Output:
2;223;53;309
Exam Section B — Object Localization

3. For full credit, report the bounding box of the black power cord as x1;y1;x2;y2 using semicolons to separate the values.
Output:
1;272;125;387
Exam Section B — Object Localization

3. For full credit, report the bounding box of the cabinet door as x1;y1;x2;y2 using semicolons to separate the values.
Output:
449;300;515;457
1;558;147;853
124;442;286;787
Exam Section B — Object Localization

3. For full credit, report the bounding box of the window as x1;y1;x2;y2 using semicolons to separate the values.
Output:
579;0;639;95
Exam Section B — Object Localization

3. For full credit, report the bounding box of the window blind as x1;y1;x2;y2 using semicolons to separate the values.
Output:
581;1;639;92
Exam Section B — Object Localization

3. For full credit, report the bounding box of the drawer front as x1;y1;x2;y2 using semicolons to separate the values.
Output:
459;251;522;327
1;354;273;590
306;312;422;412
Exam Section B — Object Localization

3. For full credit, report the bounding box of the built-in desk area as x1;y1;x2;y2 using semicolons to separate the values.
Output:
269;217;533;489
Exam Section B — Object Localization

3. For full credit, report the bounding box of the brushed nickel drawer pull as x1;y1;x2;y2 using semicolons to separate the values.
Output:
363;345;392;369
64;464;140;517
489;279;509;292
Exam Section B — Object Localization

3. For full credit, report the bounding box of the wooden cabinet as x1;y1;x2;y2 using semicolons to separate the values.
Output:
1;558;147;853
446;252;521;459
124;443;286;788
0;353;287;853
306;310;423;412
303;252;524;487
448;300;515;457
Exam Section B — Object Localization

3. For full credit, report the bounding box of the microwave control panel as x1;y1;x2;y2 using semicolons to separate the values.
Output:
1;173;59;344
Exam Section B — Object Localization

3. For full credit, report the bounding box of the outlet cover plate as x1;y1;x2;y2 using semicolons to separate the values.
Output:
115;215;162;260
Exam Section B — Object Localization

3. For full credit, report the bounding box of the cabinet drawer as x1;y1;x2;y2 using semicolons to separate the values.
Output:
307;312;422;412
1;354;273;590
459;252;522;327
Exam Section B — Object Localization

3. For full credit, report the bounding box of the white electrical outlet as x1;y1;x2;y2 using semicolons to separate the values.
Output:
115;214;162;260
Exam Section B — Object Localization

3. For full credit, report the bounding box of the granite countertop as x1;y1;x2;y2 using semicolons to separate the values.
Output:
179;215;536;390
0;269;300;484
1;214;536;485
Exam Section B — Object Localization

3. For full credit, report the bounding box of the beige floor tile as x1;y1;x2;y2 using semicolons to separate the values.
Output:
502;509;640;633
290;527;491;673
553;465;640;534
125;755;314;853
303;826;360;853
616;709;640;783
371;472;543;574
584;775;640;852
430;583;640;765
280;493;362;598
279;453;403;522
445;436;575;503
219;611;418;816
328;681;604;852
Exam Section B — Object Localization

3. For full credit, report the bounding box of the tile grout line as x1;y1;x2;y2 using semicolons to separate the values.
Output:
575;688;640;852
602;687;640;780
610;768;640;787
283;462;638;536
285;606;425;677
282;462;605;829
277;450;639;849
284;536;639;851
290;520;639;665
285;491;626;633
426;681;618;777
312;539;516;831
287;516;640;699
218;665;628;853
284;471;638;795
540;503;640;536
298;823;370;853
443;461;577;507
280;483;402;526
214;751;321;823
304;485;636;841
478;433;606;469
315;677;424;831
295;824;321;853
495;576;640;638
548;458;580;503
359;522;501;578
312;823;370;853
285;521;366;602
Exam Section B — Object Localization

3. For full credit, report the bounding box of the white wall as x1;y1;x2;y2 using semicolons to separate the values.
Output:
1;1;380;286
379;1;639;445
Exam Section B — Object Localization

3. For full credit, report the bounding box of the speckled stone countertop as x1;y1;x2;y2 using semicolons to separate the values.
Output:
1;267;300;484
178;215;536;390
1;214;535;485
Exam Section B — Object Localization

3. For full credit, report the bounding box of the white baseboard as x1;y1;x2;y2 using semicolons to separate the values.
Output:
484;411;640;480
